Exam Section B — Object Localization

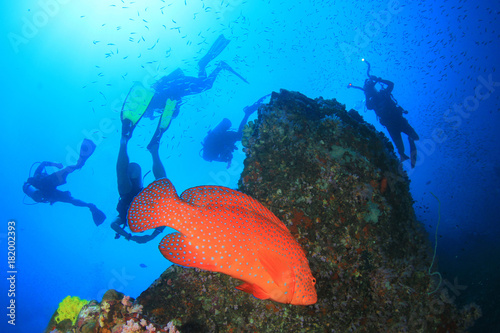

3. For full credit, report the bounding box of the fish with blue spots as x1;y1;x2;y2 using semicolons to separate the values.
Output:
128;178;317;305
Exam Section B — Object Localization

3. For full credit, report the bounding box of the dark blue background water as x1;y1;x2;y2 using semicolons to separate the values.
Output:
1;0;499;331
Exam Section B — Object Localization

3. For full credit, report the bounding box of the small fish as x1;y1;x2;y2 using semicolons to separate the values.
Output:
128;179;317;305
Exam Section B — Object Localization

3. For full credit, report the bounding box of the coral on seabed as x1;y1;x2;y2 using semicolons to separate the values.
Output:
54;295;89;325
44;290;180;333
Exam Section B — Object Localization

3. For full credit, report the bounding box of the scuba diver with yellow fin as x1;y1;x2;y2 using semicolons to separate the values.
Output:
112;85;168;243
348;59;419;168
112;34;248;242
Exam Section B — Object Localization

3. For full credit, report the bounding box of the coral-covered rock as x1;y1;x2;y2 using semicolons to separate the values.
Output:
44;290;180;333
43;90;480;332
135;90;480;332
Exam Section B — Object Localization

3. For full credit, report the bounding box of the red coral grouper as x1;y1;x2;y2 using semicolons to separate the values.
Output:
128;178;317;305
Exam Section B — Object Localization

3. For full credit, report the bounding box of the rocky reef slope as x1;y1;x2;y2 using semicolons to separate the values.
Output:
46;90;480;333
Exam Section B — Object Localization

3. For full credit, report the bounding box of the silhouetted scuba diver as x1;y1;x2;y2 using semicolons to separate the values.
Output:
125;34;248;148
201;94;271;167
22;139;106;226
111;91;169;243
348;59;419;167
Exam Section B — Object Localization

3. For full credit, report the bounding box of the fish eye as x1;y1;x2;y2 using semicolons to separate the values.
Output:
312;278;316;284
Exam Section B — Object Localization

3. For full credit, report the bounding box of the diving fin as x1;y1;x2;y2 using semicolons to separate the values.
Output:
121;82;155;138
219;61;249;84
147;99;177;149
409;139;417;168
76;139;96;168
89;204;106;226
198;34;230;71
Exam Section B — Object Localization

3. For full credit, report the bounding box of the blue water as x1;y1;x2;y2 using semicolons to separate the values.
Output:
1;0;499;332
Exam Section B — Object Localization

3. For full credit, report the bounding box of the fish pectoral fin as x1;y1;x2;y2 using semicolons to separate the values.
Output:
159;233;211;269
236;282;270;300
258;250;294;290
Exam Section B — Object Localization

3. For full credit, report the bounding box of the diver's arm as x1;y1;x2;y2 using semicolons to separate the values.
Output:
369;76;394;94
242;94;270;116
130;227;165;244
111;218;132;240
237;94;270;138
379;79;394;93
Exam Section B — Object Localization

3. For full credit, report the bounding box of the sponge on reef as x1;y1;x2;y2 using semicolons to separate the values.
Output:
55;295;89;325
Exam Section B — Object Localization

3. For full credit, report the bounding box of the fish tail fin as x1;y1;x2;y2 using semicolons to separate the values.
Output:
128;178;180;232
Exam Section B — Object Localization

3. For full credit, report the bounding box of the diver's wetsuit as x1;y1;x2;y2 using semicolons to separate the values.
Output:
116;185;143;223
201;94;270;166
143;34;246;123
23;153;106;226
202;119;240;163
25;167;73;204
364;78;419;164
112;178;164;243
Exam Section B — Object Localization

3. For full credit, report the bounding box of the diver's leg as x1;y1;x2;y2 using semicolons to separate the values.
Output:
147;107;173;179
147;100;178;151
51;139;97;187
75;139;97;168
59;194;106;226
198;61;249;92
63;197;92;207
53;190;90;207
197;63;226;92
117;136;133;197
148;143;166;180
387;127;408;161
409;138;417;168
218;61;249;83
198;34;230;77
147;100;176;179
402;120;420;141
